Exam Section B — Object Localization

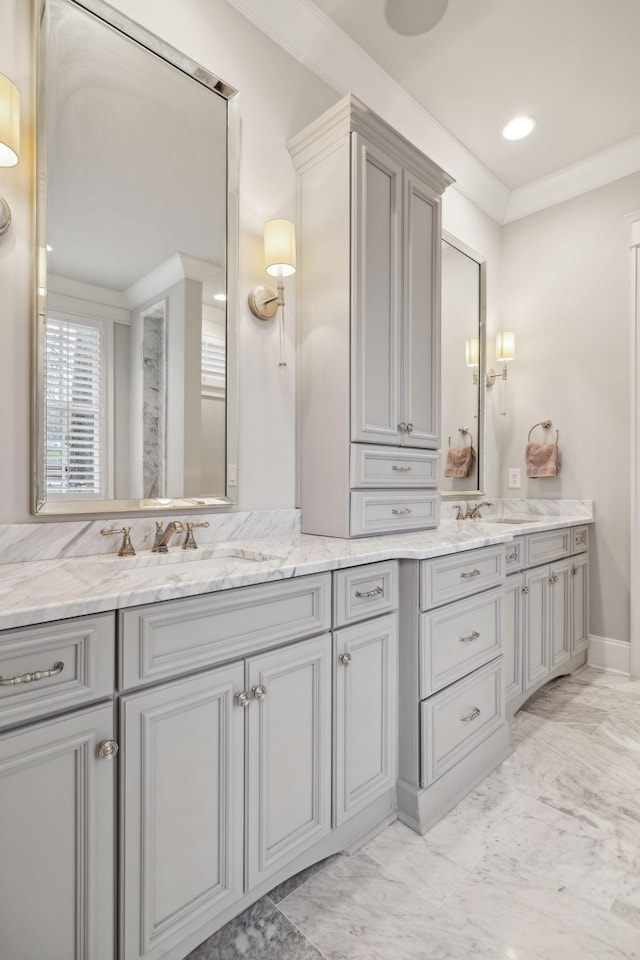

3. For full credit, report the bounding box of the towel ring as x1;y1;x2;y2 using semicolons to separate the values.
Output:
448;427;474;448
528;420;559;443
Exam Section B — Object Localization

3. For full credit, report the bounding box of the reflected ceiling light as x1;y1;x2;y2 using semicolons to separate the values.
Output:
0;73;20;238
213;292;226;302
385;0;448;35
46;244;53;252
502;116;536;141
248;218;296;368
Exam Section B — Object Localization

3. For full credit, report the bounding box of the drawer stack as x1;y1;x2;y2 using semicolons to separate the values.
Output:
418;546;506;788
349;447;440;536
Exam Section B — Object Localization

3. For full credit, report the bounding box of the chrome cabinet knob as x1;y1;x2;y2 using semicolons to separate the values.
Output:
235;691;251;708
522;586;529;595
398;422;407;432
252;684;267;701
97;740;119;761
549;574;559;584
406;422;414;433
339;653;352;666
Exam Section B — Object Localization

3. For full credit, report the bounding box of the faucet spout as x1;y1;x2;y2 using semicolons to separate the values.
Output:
152;520;184;553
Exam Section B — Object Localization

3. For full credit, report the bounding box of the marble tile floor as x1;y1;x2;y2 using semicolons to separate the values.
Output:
187;666;640;960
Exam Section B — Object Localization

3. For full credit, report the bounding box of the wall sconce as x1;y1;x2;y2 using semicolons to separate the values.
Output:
0;73;20;238
486;330;516;386
248;218;296;368
465;337;479;384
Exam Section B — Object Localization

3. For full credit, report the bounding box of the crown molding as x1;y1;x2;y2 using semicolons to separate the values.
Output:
504;134;640;223
224;0;510;224
226;0;640;225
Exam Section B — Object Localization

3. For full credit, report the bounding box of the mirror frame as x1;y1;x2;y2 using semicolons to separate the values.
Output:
440;230;487;500
32;0;239;515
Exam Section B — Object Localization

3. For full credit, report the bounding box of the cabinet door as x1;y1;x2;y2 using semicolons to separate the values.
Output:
571;555;589;655
0;702;115;960
334;613;398;825
402;172;440;448
503;574;524;702
246;634;332;889
549;559;572;669
524;565;550;690
120;662;244;960
351;132;403;445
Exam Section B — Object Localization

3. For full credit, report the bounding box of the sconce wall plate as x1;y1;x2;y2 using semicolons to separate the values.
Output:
0;196;11;237
248;283;279;321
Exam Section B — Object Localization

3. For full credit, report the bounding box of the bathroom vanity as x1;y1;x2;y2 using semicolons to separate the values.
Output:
0;510;592;960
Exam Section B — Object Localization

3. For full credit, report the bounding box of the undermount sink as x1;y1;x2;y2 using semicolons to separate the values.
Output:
483;517;533;525
102;546;282;576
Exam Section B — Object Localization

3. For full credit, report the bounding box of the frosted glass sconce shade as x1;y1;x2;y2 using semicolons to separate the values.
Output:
495;330;516;363
465;337;479;367
264;219;296;278
0;74;20;167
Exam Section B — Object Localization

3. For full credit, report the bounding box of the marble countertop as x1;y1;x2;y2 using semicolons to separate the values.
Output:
0;514;592;631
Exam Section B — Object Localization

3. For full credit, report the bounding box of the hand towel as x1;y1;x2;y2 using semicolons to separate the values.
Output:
525;441;559;478
444;444;476;478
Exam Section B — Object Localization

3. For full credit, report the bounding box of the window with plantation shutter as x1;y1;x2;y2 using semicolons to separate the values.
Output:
201;334;225;392
45;314;105;498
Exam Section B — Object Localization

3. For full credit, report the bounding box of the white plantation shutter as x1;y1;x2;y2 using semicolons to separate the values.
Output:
201;334;225;390
45;315;105;498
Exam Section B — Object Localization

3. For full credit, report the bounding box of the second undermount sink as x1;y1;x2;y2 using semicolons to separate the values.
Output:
483;517;533;525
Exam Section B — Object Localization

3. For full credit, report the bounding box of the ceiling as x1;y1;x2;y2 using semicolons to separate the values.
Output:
310;0;640;191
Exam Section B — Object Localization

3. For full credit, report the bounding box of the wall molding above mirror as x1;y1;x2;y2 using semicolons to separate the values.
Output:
33;0;239;515
440;231;487;499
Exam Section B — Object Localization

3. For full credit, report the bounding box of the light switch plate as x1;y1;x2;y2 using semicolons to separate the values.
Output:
508;468;521;489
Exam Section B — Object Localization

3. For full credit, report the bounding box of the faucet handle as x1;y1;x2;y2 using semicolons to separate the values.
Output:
101;526;136;557
454;505;465;521
182;521;210;550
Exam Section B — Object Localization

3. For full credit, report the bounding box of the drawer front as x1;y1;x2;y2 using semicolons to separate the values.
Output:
419;588;502;698
333;561;398;628
525;528;571;567
420;659;505;787
350;445;439;489
420;546;505;610
571;525;589;554
0;613;115;728
118;573;331;689
504;538;523;574
350;491;440;536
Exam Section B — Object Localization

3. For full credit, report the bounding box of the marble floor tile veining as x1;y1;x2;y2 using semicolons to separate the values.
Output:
188;667;640;960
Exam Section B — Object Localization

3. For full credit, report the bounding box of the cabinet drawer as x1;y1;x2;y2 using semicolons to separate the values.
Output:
350;491;439;536
420;659;505;787
118;573;331;689
420;546;504;610
571;525;589;554
333;561;398;627
0;614;115;729
525;528;571;567
419;588;502;698
505;538;523;574
350;445;439;488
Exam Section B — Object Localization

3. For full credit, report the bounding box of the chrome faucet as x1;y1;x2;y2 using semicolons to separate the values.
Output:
468;501;494;520
152;520;184;553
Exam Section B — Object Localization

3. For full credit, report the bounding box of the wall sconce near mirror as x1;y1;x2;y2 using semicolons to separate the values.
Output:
486;330;516;386
248;218;296;368
0;73;20;238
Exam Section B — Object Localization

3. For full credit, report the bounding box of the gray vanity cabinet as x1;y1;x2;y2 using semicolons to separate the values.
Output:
0;702;115;960
289;95;453;538
119;662;245;960
571;553;589;656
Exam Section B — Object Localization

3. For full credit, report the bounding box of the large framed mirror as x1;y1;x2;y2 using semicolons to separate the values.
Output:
33;0;238;514
440;232;486;497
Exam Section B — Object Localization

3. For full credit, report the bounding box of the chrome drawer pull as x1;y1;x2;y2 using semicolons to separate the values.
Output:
392;508;412;515
0;660;64;686
549;574;559;584
575;533;586;544
354;586;384;599
391;465;413;472
252;684;267;701
460;569;481;579
505;551;518;561
460;706;481;723
339;653;352;666
459;631;480;644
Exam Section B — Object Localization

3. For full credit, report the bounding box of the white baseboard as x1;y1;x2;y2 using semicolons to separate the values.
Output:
587;634;631;674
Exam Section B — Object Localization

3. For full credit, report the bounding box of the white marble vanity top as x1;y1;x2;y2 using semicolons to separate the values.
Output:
0;513;593;631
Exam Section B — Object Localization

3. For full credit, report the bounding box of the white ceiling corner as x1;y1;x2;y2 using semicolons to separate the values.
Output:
225;0;640;225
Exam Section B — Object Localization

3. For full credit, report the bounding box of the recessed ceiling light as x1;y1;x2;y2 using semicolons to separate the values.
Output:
213;293;226;302
502;116;536;141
